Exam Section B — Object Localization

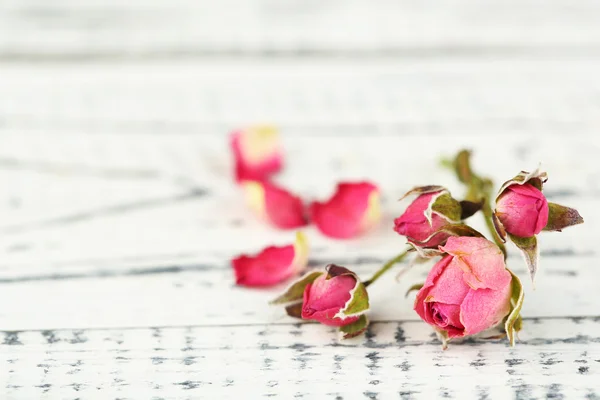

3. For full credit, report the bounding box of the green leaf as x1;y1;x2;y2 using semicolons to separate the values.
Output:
270;271;323;305
544;202;584;232
405;283;424;298
504;269;524;347
508;234;538;282
339;315;369;339
432;194;462;221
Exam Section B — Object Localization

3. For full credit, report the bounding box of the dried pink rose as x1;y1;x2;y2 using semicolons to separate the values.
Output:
394;187;462;248
243;180;307;229
309;182;380;239
272;265;370;338
495;183;549;238
232;232;309;287
414;237;512;340
302;268;363;327
230;126;283;182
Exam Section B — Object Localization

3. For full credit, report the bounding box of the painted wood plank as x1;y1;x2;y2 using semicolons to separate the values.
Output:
0;253;598;331
1;59;600;134
2;0;600;59
2;318;599;399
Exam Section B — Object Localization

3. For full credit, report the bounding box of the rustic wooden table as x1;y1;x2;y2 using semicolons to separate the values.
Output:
1;1;599;398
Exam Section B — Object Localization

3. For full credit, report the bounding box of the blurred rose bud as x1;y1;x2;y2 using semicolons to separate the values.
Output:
414;237;512;343
232;232;309;287
230;125;283;182
495;183;549;238
272;264;370;339
243;180;307;229
309;182;380;239
394;186;462;248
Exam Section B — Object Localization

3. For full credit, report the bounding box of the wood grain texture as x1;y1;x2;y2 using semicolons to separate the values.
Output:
1;59;600;134
2;318;599;399
2;0;600;60
2;1;600;396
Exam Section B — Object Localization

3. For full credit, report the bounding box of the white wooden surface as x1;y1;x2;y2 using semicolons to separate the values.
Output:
1;1;600;399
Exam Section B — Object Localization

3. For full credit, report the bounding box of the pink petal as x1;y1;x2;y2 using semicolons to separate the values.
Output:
232;233;308;287
460;283;512;336
426;260;471;305
440;237;511;291
263;181;308;229
430;303;465;338
310;181;379;239
244;181;307;229
414;255;452;323
230;127;283;183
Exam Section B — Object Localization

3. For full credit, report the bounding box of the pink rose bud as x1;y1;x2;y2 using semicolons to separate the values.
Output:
495;183;549;238
414;237;512;339
309;182;380;239
394;187;461;248
232;232;309;287
243;180;308;229
230;125;283;183
301;265;369;327
271;265;370;338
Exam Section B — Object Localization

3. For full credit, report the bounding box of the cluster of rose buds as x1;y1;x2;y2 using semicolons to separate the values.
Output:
230;129;584;348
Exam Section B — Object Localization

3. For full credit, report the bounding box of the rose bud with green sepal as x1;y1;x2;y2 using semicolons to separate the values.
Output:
272;264;370;339
394;186;484;254
493;168;584;282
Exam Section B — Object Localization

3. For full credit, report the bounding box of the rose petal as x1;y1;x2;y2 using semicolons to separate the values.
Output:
431;303;464;338
426;260;471;305
460;284;512;336
310;182;380;239
414;255;452;323
440;237;511;290
243;180;307;229
231;126;283;182
232;232;309;287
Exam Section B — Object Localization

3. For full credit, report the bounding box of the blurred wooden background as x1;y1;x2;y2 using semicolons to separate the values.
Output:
1;1;599;398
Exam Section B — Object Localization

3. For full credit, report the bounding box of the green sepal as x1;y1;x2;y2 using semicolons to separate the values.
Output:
432;193;462;222
339;315;369;340
543;202;584;232
459;199;484;220
270;270;323;305
508;234;538;282
504;269;524;346
453;149;474;184
405;283;424;298
496;168;548;202
285;302;303;319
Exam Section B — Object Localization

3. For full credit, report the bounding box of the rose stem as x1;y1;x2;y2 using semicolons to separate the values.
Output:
363;248;411;287
481;193;507;259
446;150;507;259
